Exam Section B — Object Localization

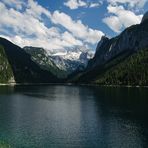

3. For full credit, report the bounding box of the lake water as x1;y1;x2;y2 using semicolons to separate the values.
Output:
0;85;148;148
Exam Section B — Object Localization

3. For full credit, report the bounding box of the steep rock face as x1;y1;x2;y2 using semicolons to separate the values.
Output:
141;11;148;23
23;47;66;78
87;19;148;71
0;38;59;83
0;46;14;83
23;47;56;70
79;52;92;66
94;48;148;86
70;15;148;84
87;36;111;69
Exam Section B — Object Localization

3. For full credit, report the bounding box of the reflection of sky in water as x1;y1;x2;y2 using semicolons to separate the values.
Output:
0;85;147;147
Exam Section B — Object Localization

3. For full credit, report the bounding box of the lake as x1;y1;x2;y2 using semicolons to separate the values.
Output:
0;85;148;148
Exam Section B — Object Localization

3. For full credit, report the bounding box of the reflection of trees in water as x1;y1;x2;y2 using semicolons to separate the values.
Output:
92;86;148;114
90;86;148;148
0;85;15;94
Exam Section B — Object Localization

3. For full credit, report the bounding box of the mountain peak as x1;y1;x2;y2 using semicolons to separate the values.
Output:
141;11;148;23
96;35;109;52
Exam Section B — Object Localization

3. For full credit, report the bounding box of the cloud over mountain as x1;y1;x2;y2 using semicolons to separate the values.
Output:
0;0;104;51
102;0;146;33
103;5;143;33
0;0;147;51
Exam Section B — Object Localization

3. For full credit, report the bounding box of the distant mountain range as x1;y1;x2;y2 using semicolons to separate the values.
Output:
0;38;92;83
0;12;148;85
24;46;93;78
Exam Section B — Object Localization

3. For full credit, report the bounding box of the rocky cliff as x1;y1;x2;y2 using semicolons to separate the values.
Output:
0;46;14;83
70;12;148;85
87;18;148;71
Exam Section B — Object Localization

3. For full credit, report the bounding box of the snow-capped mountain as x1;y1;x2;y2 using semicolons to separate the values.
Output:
23;46;94;77
48;46;94;74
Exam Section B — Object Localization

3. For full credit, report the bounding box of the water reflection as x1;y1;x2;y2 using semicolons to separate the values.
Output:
0;85;147;147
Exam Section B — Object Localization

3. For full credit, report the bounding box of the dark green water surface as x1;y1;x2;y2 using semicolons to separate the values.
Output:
0;85;148;148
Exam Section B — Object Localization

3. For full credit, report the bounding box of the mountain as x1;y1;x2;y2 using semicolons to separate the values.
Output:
0;37;60;84
69;12;148;86
0;37;93;84
93;48;148;85
0;45;14;83
0;12;148;85
24;46;93;77
49;48;93;74
23;47;67;78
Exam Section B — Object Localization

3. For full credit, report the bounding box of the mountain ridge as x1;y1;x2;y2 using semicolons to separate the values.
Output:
23;46;93;78
0;37;61;83
68;16;148;85
0;12;148;85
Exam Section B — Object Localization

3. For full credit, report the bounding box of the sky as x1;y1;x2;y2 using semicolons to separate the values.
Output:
0;0;148;52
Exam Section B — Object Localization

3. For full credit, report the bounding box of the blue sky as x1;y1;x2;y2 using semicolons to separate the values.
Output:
38;0;116;37
0;0;147;52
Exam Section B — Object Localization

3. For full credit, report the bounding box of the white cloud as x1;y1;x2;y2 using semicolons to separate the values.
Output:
103;5;143;33
0;1;81;50
0;3;50;38
0;0;103;51
64;0;103;9
26;0;51;20
50;11;104;44
108;5;143;26
90;3;100;8
89;1;103;8
62;31;83;46
103;16;122;33
1;0;25;10
64;0;87;9
103;0;147;33
107;0;148;8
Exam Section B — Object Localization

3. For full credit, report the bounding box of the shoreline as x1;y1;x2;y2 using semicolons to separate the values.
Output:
0;82;148;88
